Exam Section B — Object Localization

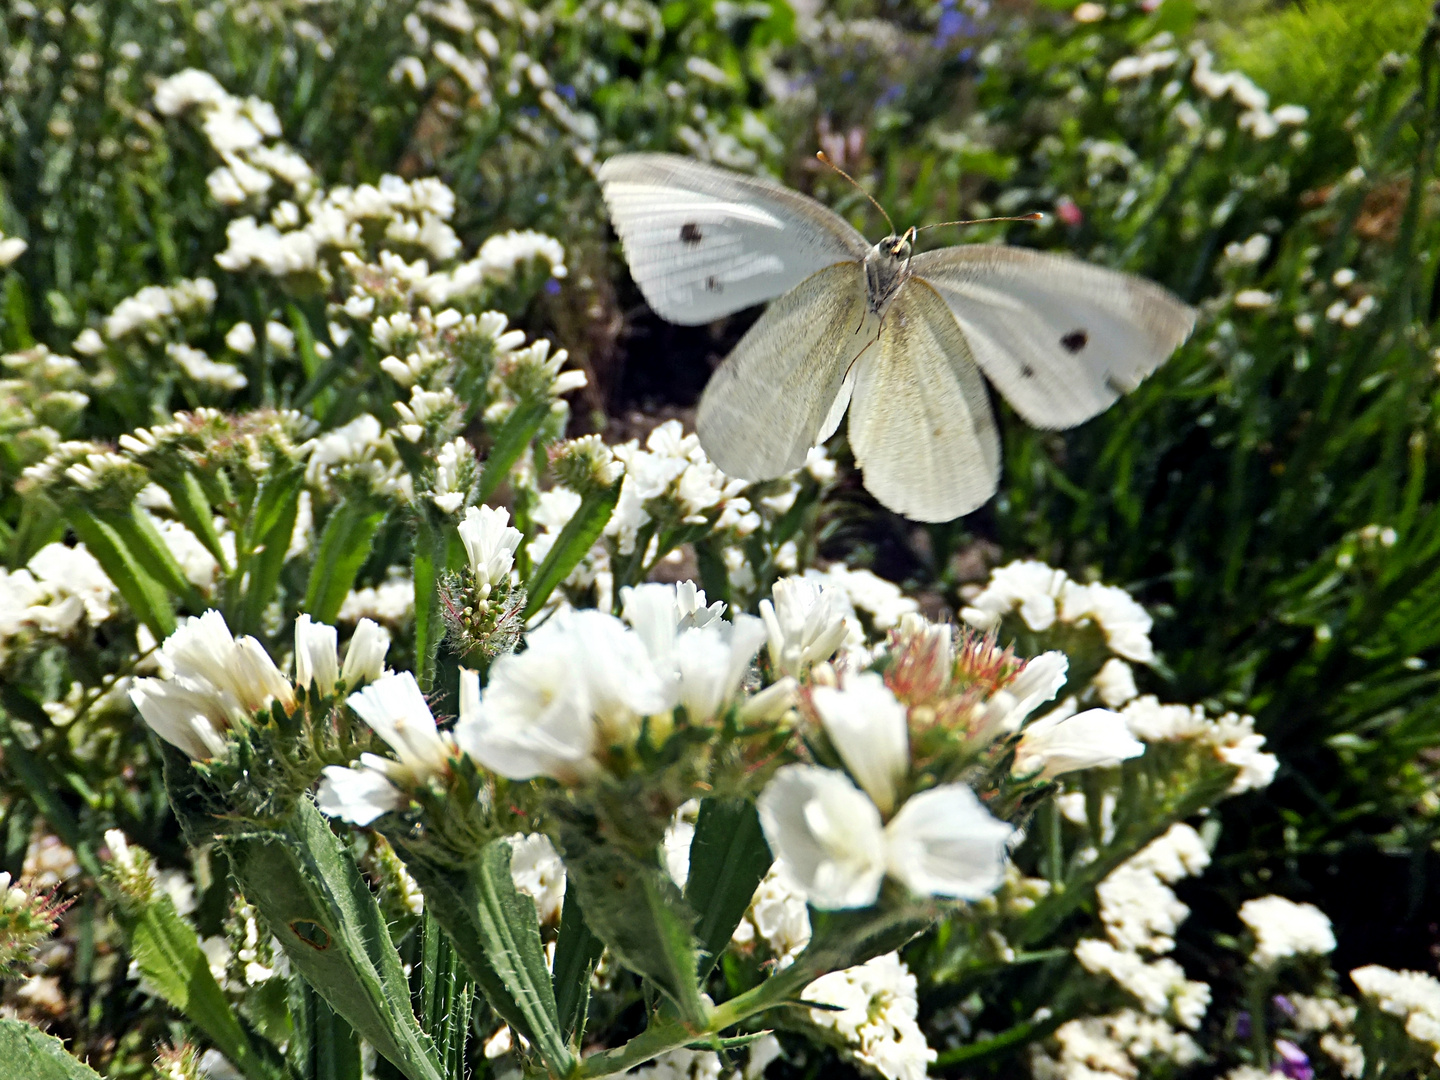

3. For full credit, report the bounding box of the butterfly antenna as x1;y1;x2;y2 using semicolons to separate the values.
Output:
916;212;1046;232
816;150;894;235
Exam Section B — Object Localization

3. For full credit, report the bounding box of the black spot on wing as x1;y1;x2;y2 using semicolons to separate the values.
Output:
1061;329;1089;353
1020;363;1035;379
680;222;703;245
705;276;722;293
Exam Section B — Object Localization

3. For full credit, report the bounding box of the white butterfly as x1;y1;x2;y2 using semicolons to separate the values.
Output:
597;153;1196;523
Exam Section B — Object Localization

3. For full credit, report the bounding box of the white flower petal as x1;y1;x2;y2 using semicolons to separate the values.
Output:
757;765;887;910
884;785;1014;900
811;672;909;815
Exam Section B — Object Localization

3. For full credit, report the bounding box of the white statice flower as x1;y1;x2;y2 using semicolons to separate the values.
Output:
1032;1010;1202;1079
812;672;909;814
620;1048;722;1080
757;765;1013;909
1059;581;1155;663
168;342;248;390
807;565;919;631
662;800;700;886
458;504;521;597
155;519;224;591
1012;708;1145;780
1121;696;1278;793
102;279;217;341
507;833;566;927
130;610;296;760
760;575;850;677
476;229;567;280
1093;657;1139;708
1075;942;1211;1029
971;651;1069;740
1350;965;1440;1065
10;541;119;635
454;609;665;782
962;560;1156;663
224;321;257;354
293;614;339;693
429;437;472;513
338;573;415;625
757;765;888;909
732;864;811;963
317;670;454;825
1234;289;1276;310
804;952;936;1080
1238;895;1335;966
1095;824;1210;955
884;785;1015;901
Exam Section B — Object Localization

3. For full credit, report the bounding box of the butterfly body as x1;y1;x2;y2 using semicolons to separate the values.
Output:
598;153;1197;522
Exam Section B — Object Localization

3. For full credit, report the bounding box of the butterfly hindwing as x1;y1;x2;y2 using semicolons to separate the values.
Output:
696;263;874;480
598;154;870;325
912;246;1196;430
847;278;1001;523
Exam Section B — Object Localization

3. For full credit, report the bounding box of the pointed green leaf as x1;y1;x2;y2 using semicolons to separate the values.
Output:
684;799;772;980
522;481;620;619
0;1018;103;1079
117;893;286;1080
98;506;206;612
561;837;706;1025
305;500;388;624
159;470;231;570
67;508;175;637
412;518;445;692
552;889;604;1044
398;843;574;1077
478;397;551;502
227;800;443;1080
290;979;363;1080
239;470;304;634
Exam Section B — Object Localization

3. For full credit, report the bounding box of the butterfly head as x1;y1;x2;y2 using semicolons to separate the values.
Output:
864;228;917;317
884;226;917;261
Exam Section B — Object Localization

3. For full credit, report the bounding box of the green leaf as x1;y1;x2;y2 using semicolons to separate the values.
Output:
305;500;388;624
560;836;707;1025
412;518;445;692
522;481;620;619
67;508;175;638
116;893;286;1080
0;705;98;876
683;799;772;980
226;800;444;1080
0;1018;103;1079
417;913;474;1080
478;397;551;503
552;889;604;1044
290;978;363;1080
239;469;304;635
398;843;574;1077
98;506;206;612
160;470;231;570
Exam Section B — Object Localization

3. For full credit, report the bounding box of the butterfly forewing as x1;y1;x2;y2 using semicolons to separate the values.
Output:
847;279;1001;523
598;154;870;325
696;263;874;481
912;246;1196;430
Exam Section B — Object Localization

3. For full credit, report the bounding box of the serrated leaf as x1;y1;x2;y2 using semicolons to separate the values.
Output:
684;799;771;981
0;1018;103;1079
552;889;604;1044
398;842;574;1077
226;800;443;1080
522;481;620;619
305;500;388;624
478;397;551;503
118;893;286;1080
561;837;706;1025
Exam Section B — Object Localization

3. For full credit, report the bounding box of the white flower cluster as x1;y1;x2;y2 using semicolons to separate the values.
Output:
1287;995;1364;1079
759;667;1016;909
305;414;412;502
1188;43;1308;140
1120;695;1278;793
0;542;117;661
804;952;936;1080
1237;895;1335;967
131;610;389;762
730;864;812;964
1107;34;1179;82
154;69;315;206
961;559;1155;663
338;573;416;626
609;420;757;556
506;833;566;927
1030;1009;1203;1080
1074;825;1213;1032
1351;964;1440;1066
98;278;218;344
167;342;247;391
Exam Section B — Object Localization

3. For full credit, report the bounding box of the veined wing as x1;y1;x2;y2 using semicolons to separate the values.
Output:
598;154;870;325
912;246;1196;430
847;278;1000;523
697;263;875;480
